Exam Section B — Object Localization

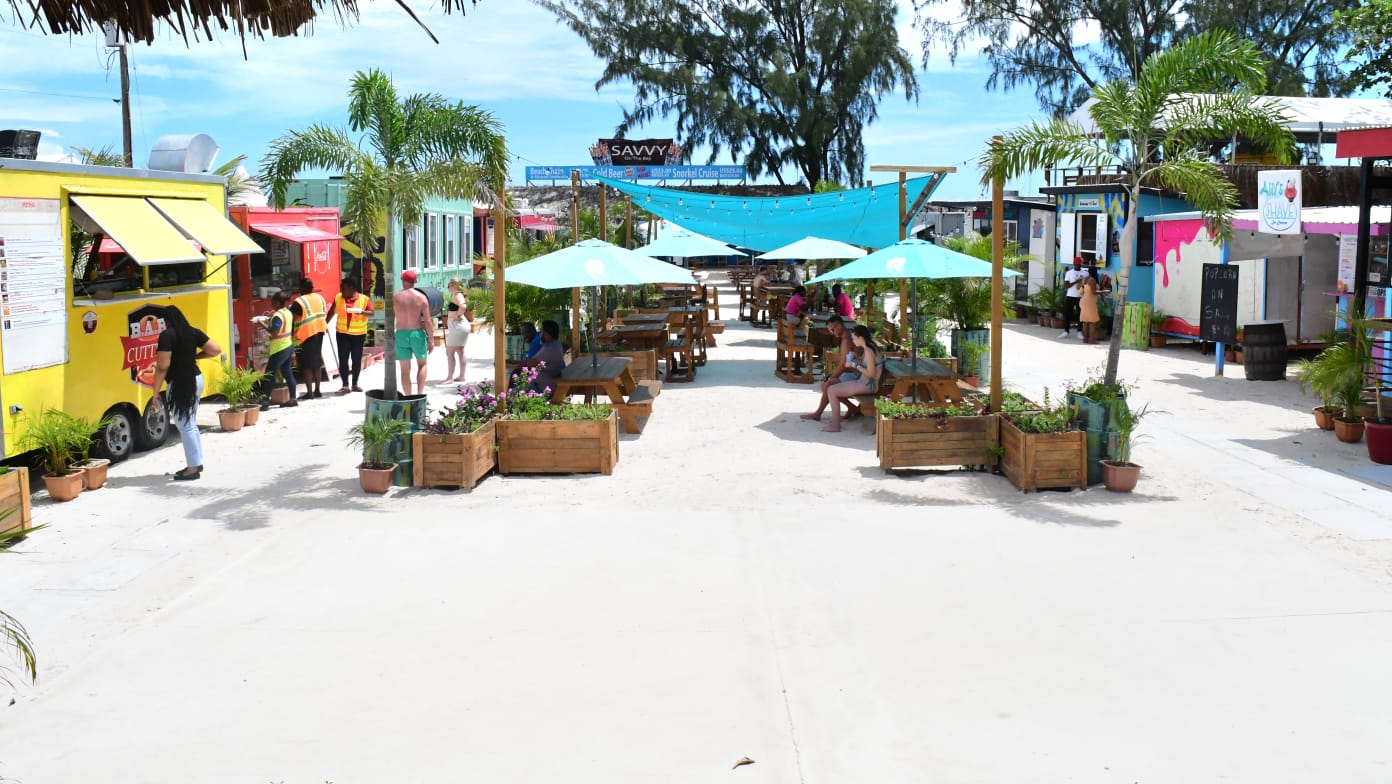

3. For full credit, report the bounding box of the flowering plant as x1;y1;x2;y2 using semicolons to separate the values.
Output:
503;362;612;422
423;380;501;435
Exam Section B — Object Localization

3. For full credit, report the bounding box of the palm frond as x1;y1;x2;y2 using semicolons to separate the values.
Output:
1162;93;1297;164
981;117;1118;183
1134;31;1268;121
259;125;366;209
1148;155;1242;239
342;161;389;257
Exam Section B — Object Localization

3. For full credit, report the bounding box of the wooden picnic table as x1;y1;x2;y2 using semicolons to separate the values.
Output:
618;312;669;325
882;357;961;405
550;356;664;435
666;305;706;325
601;324;669;353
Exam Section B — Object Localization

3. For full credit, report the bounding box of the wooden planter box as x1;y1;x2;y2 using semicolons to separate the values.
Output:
876;414;998;471
496;411;618;476
412;419;497;491
999;417;1087;492
580;350;659;381
0;467;31;535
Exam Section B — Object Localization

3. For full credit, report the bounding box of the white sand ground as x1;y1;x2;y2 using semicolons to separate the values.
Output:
2;272;1391;783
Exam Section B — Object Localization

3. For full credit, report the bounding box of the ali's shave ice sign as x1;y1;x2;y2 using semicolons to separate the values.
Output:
1257;170;1302;235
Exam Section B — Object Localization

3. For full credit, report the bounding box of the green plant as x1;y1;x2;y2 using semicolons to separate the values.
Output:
64;412;112;466
1065;365;1132;405
1304;317;1371;420
1150;309;1169;331
959;341;988;378
424;381;500;434
921;232;1022;331
1296;356;1342;412
1007;389;1077;434
1;524;42;688
346;415;414;470
874;398;986;420
218;364;265;410
1108;400;1152;464
21;409;94;476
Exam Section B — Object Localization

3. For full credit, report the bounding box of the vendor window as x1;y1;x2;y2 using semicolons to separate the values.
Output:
460;219;472;271
425;213;440;269
1076;213;1106;264
403;224;419;270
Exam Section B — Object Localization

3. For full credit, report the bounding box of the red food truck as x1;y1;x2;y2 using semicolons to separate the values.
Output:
226;206;341;369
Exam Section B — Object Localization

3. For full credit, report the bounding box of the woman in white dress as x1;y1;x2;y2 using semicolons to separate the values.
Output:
444;278;473;383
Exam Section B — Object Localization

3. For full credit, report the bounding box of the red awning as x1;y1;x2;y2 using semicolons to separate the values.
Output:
519;215;562;232
248;221;342;243
1336;126;1392;159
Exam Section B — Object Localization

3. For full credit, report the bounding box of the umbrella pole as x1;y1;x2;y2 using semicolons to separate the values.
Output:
592;285;600;369
910;280;919;403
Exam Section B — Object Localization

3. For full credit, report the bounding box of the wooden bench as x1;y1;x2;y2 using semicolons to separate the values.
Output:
775;319;815;384
614;379;663;434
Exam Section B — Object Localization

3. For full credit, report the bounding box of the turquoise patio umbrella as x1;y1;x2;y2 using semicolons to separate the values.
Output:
807;238;1019;365
755;236;867;261
506;238;695;368
636;227;744;259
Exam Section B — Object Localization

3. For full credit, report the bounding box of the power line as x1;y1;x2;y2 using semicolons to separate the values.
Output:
0;86;116;102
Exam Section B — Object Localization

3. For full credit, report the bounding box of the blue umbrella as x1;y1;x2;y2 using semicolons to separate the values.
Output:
755;236;867;261
807;238;1019;365
636;228;743;259
506;238;695;368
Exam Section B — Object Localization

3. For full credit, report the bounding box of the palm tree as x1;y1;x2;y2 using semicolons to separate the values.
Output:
983;31;1297;385
211;155;260;204
261;69;508;399
1;525;40;689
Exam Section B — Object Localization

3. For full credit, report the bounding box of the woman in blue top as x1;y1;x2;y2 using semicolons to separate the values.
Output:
823;325;880;433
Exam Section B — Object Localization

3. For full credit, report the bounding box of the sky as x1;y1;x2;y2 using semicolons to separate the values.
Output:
0;1;1055;201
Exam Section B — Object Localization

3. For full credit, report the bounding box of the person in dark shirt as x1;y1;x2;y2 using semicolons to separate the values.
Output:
149;306;221;481
507;319;566;393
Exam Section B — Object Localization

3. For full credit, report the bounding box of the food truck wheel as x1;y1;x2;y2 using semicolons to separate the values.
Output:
134;400;170;451
95;406;137;463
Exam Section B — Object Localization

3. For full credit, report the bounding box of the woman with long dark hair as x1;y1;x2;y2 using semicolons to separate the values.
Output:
149;305;221;481
823;324;880;433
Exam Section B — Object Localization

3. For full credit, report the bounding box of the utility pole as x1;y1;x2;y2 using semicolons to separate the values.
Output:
105;23;133;167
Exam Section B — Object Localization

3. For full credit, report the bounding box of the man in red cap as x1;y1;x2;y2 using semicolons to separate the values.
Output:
394;269;434;395
1060;256;1088;340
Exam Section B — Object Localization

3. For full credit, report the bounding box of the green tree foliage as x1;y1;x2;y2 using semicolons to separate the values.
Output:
262;69;508;399
916;0;1358;116
1338;0;1392;97
982;31;1296;385
533;0;917;188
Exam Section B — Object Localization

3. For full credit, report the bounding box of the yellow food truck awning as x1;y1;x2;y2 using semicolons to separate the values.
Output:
148;197;263;256
71;195;206;266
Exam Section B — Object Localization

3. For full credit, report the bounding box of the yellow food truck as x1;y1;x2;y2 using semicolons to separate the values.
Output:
0;159;260;462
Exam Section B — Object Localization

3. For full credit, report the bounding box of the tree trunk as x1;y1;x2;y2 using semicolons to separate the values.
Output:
382;210;398;400
1103;195;1140;386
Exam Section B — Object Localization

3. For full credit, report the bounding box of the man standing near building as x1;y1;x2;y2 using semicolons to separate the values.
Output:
1060;257;1088;340
291;277;329;398
328;277;373;394
394;269;434;396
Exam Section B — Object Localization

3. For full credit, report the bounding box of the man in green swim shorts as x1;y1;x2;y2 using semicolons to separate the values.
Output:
394;269;434;395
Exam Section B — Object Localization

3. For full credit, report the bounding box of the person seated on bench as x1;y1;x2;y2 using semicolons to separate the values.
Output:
752;265;771;298
832;284;855;319
519;321;543;359
507;319;565;393
821;325;881;433
800;315;860;423
784;285;809;325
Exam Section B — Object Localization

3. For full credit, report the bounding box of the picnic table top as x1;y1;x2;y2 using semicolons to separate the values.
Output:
883;357;954;379
607;323;669;334
559;356;632;382
619;313;670;323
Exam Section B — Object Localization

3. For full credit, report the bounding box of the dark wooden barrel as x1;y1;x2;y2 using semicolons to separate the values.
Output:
1244;321;1288;380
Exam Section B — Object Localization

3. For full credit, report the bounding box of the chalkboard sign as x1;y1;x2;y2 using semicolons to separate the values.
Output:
1200;263;1240;344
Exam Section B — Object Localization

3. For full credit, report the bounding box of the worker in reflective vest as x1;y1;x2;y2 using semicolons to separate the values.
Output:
328;277;373;394
291;278;329;400
258;291;297;409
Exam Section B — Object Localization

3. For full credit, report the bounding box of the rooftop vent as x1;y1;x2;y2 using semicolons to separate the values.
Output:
148;133;218;173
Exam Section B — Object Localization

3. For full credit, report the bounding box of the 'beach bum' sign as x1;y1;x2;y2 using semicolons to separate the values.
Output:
1257;170;1302;235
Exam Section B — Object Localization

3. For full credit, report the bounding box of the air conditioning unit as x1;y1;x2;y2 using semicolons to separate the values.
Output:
0;130;40;160
148;133;218;173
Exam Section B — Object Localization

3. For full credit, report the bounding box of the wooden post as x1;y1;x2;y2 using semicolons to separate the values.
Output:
990;137;1005;413
599;185;608;330
493;184;508;396
571;169;582;357
624;197;634;308
898;171;908;326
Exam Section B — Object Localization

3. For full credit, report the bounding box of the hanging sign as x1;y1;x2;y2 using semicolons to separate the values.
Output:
1257;170;1301;234
590;139;683;166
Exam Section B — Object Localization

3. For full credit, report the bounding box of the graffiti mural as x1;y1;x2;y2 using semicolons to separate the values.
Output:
1153;218;1265;327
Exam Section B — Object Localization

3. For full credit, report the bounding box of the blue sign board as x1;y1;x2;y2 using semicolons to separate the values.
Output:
525;165;746;182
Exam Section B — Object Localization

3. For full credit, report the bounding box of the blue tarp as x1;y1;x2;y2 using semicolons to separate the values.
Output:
595;175;943;252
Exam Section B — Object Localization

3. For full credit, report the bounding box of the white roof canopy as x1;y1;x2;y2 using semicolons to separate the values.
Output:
1067;95;1392;138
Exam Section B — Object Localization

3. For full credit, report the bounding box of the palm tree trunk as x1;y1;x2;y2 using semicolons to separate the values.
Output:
382;210;398;400
1104;196;1141;386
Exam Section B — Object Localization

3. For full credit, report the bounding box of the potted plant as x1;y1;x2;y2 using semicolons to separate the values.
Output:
1065;368;1131;485
874;397;999;471
496;367;618;475
347;414;415;494
958;341;988;388
1149;310;1169;348
67;412;113;490
1296;356;1343;431
999;390;1087;492
219;364;266;427
21;409;89;502
412;381;500;490
1099;400;1151;492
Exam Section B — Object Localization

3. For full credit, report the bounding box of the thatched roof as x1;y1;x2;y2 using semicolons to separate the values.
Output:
7;0;478;45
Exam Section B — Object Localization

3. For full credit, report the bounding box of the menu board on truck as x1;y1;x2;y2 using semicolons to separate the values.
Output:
0;197;68;374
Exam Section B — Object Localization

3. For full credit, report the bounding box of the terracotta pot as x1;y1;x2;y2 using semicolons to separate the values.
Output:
218;408;246;432
79;458;110;490
358;463;396;494
43;470;84;502
1334;417;1365;444
269;386;291;405
1312;406;1341;431
1149;334;1166;348
1100;460;1141;492
961;376;981;389
1366;420;1392;465
240;405;261;427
